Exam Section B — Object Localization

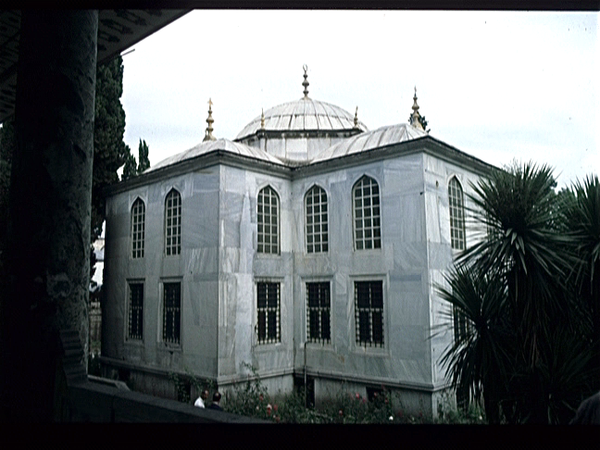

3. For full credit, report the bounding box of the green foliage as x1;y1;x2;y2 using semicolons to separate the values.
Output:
91;55;132;243
121;139;150;181
137;139;150;173
169;370;215;404
121;152;138;181
439;161;599;424
215;365;457;424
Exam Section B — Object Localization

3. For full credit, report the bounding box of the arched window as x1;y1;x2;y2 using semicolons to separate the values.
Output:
257;186;279;254
305;185;328;253
164;189;181;256
448;177;466;250
353;176;381;250
131;198;145;259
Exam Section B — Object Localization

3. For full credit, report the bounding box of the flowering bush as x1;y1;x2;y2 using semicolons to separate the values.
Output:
176;364;485;424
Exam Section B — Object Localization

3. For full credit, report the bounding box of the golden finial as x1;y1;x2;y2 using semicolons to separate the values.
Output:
302;64;309;99
203;98;216;141
260;108;265;130
410;87;424;130
354;106;359;128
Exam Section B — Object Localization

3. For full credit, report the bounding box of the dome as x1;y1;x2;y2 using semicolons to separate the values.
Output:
312;123;428;163
236;97;368;140
147;138;285;172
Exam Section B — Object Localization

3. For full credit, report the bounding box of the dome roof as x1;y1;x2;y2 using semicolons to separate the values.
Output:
312;123;428;163
147;138;285;172
236;97;368;140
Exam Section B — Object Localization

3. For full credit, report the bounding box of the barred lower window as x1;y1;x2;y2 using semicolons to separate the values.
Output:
353;176;381;250
306;282;331;344
355;281;384;347
448;177;466;251
163;282;181;345
305;186;328;253
257;186;279;254
131;198;145;259
128;282;143;340
165;189;182;256
453;305;472;341
257;282;280;344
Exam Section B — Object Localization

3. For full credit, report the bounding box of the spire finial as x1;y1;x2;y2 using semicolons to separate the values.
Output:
354;106;359;128
260;108;265;130
302;64;309;99
203;97;216;141
409;87;424;130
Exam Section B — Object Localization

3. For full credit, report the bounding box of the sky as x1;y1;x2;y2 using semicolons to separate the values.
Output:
121;10;598;188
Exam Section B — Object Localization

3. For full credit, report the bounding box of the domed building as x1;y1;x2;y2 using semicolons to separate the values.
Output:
101;67;495;416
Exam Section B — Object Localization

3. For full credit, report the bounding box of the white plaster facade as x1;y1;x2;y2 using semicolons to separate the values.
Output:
101;78;495;416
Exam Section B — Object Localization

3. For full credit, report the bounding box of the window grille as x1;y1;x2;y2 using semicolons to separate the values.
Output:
305;186;328;253
453;305;472;341
164;189;181;256
257;282;280;344
354;281;384;347
353;176;381;250
448;177;466;251
131;198;145;259
128;282;144;340
257;186;279;254
306;282;331;344
163;282;181;344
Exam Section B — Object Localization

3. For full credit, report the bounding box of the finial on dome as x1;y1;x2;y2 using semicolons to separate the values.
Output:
409;87;424;131
260;108;265;130
354;106;359;128
302;64;310;99
203;98;216;141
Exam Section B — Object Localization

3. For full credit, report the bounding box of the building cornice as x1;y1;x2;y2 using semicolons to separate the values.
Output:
105;135;499;197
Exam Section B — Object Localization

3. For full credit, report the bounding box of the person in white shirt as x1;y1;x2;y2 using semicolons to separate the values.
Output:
194;389;209;408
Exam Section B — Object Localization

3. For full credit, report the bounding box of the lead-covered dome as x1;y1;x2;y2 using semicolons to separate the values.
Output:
235;97;367;140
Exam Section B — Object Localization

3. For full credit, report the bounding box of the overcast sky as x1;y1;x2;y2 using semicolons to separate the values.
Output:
121;10;598;188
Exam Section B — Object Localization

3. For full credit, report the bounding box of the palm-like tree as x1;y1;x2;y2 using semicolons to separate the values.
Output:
562;175;600;392
439;162;596;423
438;266;513;423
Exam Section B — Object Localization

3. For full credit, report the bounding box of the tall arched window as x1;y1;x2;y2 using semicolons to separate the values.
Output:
448;177;466;250
257;186;279;254
305;185;328;253
353;176;381;250
164;189;181;256
131;198;145;259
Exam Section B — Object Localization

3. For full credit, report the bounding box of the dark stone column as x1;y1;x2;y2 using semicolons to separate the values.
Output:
0;11;98;421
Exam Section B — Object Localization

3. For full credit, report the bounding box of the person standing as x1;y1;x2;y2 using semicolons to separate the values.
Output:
194;389;210;408
206;391;223;411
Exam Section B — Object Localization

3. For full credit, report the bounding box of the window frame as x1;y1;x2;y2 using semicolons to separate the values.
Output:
164;188;182;256
257;185;280;255
305;185;329;254
354;280;385;348
448;176;466;251
352;176;382;251
127;280;144;341
131;197;145;259
306;281;331;345
256;281;281;345
162;281;182;345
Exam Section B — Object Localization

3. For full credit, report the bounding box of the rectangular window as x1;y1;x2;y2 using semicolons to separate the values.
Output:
163;282;181;345
257;282;280;344
128;282;144;340
306;282;331;344
354;281;384;347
